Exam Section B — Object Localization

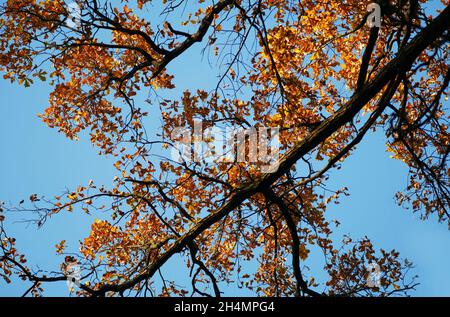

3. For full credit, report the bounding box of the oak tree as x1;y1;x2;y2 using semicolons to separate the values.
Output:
1;0;449;297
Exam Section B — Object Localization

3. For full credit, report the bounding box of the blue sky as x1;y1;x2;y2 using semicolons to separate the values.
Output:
1;1;450;297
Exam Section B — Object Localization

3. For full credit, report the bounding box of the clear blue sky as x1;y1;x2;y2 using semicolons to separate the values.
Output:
1;1;450;297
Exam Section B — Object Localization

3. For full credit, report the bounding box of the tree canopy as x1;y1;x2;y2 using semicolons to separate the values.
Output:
0;0;449;297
